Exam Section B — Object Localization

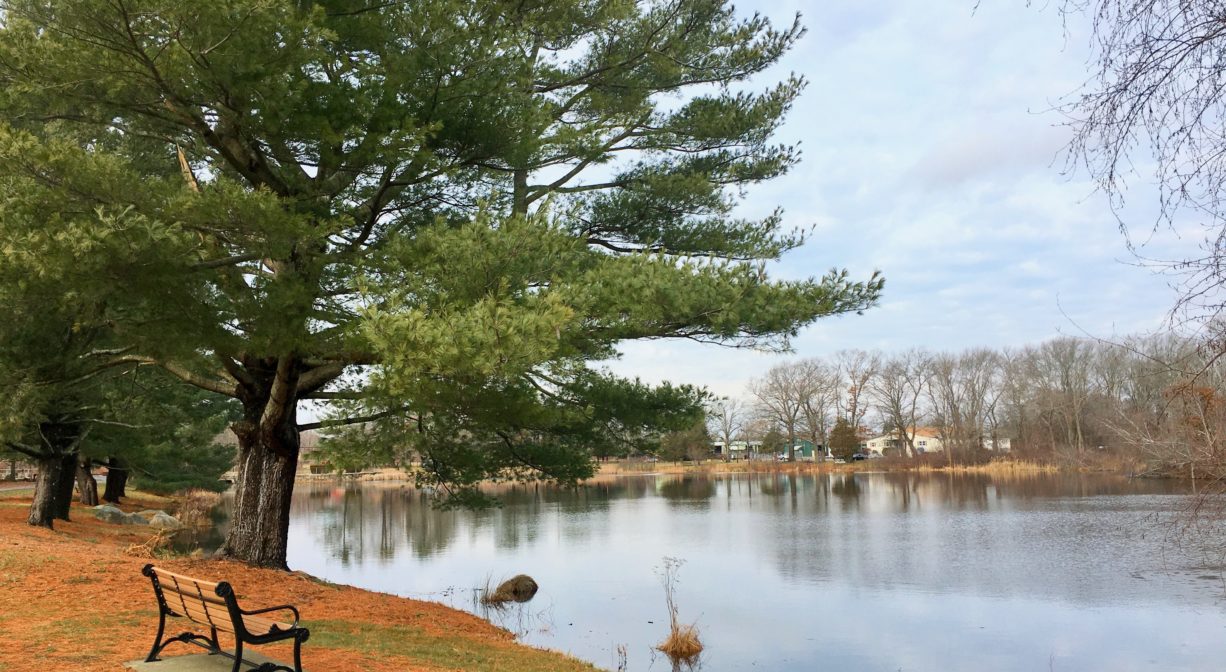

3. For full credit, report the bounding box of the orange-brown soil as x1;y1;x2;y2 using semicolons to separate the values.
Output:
0;491;597;672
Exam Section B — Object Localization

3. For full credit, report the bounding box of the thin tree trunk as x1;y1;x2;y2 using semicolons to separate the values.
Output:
102;456;127;503
76;456;98;506
6;459;15;480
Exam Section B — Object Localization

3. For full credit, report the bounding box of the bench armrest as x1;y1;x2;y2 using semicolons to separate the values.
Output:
240;603;301;628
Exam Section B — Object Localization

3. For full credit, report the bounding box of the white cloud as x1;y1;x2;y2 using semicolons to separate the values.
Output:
600;1;1193;397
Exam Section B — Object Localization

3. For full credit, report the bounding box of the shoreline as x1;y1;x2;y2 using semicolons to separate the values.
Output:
294;455;1136;486
0;489;599;672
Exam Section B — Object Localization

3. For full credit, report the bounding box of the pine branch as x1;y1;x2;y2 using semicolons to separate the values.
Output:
297;407;411;432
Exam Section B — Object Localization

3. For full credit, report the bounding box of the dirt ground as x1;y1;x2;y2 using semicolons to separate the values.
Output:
0;492;597;672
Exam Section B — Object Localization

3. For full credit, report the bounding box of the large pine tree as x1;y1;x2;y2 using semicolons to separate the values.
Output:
0;0;882;568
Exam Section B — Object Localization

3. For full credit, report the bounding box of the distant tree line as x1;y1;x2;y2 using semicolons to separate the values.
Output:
706;334;1226;477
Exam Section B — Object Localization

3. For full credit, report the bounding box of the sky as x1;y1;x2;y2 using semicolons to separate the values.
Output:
604;0;1194;401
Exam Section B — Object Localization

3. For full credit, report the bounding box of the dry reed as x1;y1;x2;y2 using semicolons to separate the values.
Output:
123;532;171;559
655;557;703;663
175;489;222;528
915;459;1060;475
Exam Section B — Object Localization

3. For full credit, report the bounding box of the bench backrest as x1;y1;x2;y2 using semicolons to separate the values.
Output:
145;566;241;635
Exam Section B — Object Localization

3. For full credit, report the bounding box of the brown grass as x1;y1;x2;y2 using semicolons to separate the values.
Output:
122;531;173;559
0;490;599;672
174;488;223;528
655;557;702;664
593;456;1102;480
914;459;1061;475
657;623;703;660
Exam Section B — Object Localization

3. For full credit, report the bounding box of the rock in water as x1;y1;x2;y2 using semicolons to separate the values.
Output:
490;574;539;603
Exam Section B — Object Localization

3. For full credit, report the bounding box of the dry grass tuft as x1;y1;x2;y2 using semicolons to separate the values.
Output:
122;532;171;559
655;557;703;664
174;489;222;528
657;623;703;660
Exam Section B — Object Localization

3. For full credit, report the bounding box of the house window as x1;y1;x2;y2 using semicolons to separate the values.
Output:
918;440;927;447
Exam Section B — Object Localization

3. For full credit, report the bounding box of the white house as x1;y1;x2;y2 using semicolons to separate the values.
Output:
983;437;1012;452
864;427;945;456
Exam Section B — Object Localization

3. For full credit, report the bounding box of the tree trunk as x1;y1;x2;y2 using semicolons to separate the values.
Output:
52;452;77;521
76;457;98;506
102;456;128;503
6;459;15;481
221;392;301;569
27;454;63;528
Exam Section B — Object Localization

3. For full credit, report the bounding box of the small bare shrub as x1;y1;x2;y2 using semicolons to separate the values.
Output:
175;489;222;528
123;532;172;559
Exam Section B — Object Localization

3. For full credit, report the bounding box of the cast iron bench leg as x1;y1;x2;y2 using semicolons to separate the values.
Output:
144;610;167;662
230;639;244;672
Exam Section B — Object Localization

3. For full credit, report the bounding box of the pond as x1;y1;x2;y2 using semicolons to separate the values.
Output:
209;472;1226;671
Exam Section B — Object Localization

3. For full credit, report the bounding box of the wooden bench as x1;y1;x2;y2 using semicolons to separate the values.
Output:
141;564;310;672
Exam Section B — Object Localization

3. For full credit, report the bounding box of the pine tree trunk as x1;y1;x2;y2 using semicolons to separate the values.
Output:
6;459;15;480
76;457;98;506
221;392;300;569
27;454;65;528
52;452;77;521
102;456;127;503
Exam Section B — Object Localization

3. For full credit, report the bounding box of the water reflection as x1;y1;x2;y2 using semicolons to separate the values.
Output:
256;473;1226;671
657;475;717;504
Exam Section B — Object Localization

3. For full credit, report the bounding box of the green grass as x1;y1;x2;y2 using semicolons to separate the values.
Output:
306;620;599;672
0;550;33;586
36;611;147;660
38;614;142;661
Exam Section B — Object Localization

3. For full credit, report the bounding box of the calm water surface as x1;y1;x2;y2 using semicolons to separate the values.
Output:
220;473;1226;671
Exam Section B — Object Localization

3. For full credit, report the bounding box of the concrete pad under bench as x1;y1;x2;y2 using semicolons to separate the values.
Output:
124;651;306;672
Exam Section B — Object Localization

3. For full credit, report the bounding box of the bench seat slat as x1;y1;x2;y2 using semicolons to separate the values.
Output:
176;601;237;633
175;602;291;637
243;614;294;637
151;568;227;605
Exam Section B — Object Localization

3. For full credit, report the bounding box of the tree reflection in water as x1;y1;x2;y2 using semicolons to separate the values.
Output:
194;472;1226;672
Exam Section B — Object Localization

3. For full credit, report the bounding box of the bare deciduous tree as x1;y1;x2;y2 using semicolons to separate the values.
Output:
927;349;1002;461
835;349;879;431
797;358;838;459
707;398;746;461
1066;1;1226;332
869;349;930;457
751;363;809;461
